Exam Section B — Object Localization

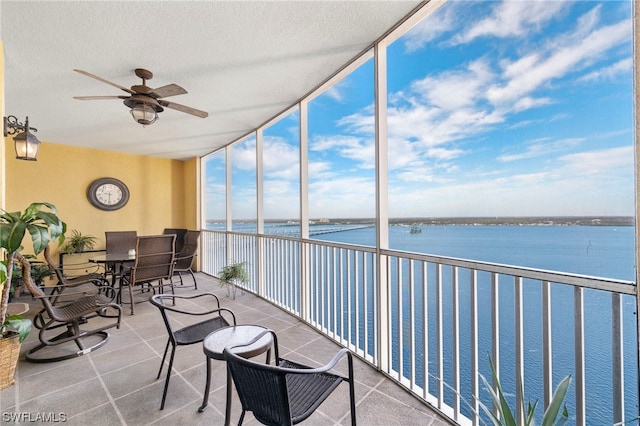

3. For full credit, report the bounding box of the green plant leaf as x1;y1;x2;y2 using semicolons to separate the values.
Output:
0;261;6;285
5;222;28;253
488;356;518;425
27;224;51;254
478;374;507;426
541;375;572;426
4;314;32;342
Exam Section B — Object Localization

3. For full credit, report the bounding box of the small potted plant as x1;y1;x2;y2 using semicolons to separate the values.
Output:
218;261;249;299
0;202;66;389
8;254;54;299
61;229;98;254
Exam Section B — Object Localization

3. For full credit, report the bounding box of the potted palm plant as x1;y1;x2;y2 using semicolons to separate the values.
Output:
218;261;249;299
61;229;97;254
0;202;66;389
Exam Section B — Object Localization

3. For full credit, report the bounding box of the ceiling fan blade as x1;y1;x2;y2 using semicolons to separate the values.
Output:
73;69;136;95
158;100;208;118
150;84;187;98
73;95;128;100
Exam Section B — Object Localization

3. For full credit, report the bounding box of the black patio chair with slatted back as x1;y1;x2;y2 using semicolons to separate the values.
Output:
119;234;176;315
150;292;236;410
163;228;187;254
172;230;200;289
23;245;123;363
223;329;357;425
105;230;137;284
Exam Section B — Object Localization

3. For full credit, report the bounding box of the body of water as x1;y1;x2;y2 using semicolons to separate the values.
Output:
314;223;637;424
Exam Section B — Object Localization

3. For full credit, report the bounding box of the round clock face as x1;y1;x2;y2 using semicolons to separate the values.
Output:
87;177;130;211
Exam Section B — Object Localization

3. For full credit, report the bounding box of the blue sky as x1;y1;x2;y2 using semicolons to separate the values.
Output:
208;0;634;221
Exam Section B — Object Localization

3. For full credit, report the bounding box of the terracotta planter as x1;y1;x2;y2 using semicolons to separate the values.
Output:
0;332;21;390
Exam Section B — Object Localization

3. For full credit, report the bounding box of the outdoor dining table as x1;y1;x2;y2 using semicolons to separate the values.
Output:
89;252;135;287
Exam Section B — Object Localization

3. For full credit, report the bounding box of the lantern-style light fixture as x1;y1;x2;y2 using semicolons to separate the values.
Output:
3;115;41;161
124;95;163;126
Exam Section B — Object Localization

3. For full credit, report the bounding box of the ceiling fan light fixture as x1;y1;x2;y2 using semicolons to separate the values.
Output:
130;102;160;126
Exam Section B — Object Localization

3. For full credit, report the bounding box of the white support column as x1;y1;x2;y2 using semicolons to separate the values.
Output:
633;2;640;421
225;146;233;264
375;40;389;370
299;100;310;321
256;128;265;295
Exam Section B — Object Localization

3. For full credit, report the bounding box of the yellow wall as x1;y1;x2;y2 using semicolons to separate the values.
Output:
4;139;198;257
1;40;6;212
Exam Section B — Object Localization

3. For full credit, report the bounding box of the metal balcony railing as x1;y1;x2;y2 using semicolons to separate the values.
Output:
201;229;639;426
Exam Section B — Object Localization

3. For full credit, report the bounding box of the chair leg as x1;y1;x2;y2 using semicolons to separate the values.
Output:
128;282;135;315
198;357;212;412
188;269;197;289
160;343;177;410
157;339;171;379
348;354;356;426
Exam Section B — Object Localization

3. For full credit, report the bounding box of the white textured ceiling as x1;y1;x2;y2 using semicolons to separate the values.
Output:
1;1;422;160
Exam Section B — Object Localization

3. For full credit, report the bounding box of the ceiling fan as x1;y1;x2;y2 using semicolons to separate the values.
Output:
73;68;208;125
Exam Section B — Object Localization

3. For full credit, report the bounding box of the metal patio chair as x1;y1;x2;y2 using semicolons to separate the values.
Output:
23;246;122;363
173;230;200;289
223;329;356;425
150;292;236;410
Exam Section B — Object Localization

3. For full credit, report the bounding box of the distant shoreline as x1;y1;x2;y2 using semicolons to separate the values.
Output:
208;216;635;227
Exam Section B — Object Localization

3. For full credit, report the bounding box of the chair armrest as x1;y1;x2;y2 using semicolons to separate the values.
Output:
280;349;353;376
150;293;228;316
174;253;195;262
58;272;108;287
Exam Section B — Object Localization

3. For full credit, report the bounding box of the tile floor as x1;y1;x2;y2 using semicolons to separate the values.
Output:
1;273;453;425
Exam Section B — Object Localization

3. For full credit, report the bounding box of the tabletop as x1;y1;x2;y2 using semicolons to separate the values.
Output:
203;324;273;361
89;253;136;263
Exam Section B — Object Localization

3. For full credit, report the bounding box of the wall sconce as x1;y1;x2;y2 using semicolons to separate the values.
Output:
3;115;41;161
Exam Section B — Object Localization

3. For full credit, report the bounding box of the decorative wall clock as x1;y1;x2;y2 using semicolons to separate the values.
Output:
87;177;130;211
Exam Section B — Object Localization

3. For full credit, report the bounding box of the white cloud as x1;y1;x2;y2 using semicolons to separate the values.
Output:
263;136;300;180
402;1;460;52
579;57;633;83
389;145;634;217
310;134;375;169
453;0;569;44
498;137;584;162
487;13;631;106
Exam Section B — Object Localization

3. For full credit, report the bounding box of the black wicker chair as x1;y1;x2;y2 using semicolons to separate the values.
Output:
223;329;356;425
173;230;200;289
119;234;176;315
163;228;187;253
105;230;137;283
22;246;122;363
150;292;236;410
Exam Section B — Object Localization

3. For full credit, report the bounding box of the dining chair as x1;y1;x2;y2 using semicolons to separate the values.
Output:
173;230;200;289
119;234;176;315
224;329;356;425
163;228;187;254
150;292;236;410
104;230;138;283
105;230;137;254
